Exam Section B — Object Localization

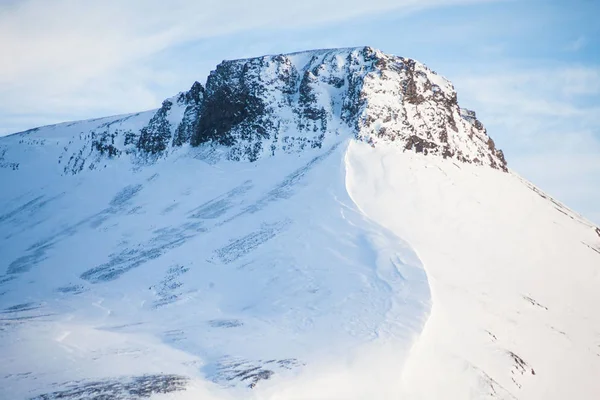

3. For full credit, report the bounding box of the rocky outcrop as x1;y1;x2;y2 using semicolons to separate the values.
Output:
190;60;275;161
181;46;506;170
173;81;204;147
137;100;173;155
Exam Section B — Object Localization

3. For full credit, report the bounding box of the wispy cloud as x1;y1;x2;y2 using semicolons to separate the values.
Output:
0;0;502;135
564;35;587;52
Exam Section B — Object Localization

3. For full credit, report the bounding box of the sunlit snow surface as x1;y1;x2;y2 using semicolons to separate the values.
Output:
346;142;600;400
1;117;600;399
0;120;430;399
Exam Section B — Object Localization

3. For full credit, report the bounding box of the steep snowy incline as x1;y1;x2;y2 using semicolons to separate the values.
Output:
0;137;430;399
346;141;600;400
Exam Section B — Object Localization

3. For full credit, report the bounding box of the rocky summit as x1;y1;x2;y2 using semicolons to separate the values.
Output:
5;47;506;175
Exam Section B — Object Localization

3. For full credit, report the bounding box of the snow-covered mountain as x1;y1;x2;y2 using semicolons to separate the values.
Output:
0;47;598;400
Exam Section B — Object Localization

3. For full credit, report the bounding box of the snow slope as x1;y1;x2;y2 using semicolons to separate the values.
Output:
1;47;599;399
346;142;600;399
0;133;432;399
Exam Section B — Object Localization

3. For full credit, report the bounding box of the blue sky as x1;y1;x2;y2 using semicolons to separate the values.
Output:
0;0;598;223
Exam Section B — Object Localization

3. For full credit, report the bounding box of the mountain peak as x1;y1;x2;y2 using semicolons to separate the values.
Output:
0;47;507;174
184;46;506;169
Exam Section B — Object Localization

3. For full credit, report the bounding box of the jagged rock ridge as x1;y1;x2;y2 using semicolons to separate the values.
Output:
177;46;506;169
7;46;508;173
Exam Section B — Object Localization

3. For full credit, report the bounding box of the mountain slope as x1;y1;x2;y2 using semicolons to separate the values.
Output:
346;142;600;399
0;137;431;399
0;47;599;400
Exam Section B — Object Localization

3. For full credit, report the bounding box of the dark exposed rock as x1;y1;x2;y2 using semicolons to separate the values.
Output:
273;55;300;96
190;58;275;163
177;81;204;105
192;85;267;146
402;62;427;105
173;82;205;147
327;76;345;88
123;130;138;147
29;374;188;400
404;135;438;154
460;108;477;120
298;71;328;134
151;264;189;308
523;295;548;310
92;130;120;158
137;100;173;154
211;357;302;389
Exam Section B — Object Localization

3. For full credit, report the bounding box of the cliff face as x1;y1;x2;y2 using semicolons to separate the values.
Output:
178;46;506;169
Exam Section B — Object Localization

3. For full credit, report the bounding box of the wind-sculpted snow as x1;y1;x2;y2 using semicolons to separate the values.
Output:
109;184;144;208
4;183;145;277
151;265;190;309
1;302;42;313
0;195;45;224
0;138;433;399
188;180;253;219
55;284;87;295
0;301;53;332
345;141;600;399
80;220;206;284
213;220;291;264
250;142;340;204
208;319;244;328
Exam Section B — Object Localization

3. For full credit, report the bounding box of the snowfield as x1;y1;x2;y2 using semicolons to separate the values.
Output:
1;131;431;399
0;47;599;399
346;141;600;399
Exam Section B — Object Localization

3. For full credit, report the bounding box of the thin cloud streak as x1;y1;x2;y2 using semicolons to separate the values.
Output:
564;35;587;52
0;0;504;135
